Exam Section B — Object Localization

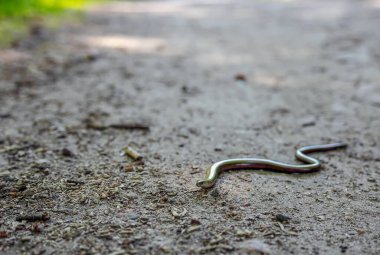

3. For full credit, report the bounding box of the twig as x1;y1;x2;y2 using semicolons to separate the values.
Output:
197;244;234;252
16;214;50;222
86;123;150;131
276;222;298;236
0;144;38;154
66;179;85;185
109;123;150;131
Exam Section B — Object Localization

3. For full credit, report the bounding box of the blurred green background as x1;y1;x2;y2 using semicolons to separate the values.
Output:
0;0;89;18
0;0;100;47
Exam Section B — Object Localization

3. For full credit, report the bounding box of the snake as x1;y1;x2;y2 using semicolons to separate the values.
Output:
196;142;347;188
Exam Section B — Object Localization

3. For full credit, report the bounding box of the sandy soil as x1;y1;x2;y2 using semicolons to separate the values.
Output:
0;0;379;254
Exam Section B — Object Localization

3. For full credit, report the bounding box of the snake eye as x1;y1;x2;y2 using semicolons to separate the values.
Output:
196;181;205;187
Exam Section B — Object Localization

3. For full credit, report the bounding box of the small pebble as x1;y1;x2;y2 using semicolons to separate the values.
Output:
235;73;247;81
238;239;270;254
0;231;8;238
191;219;201;225
127;213;139;221
275;214;291;223
209;188;219;197
61;148;74;157
123;164;134;172
0;171;10;177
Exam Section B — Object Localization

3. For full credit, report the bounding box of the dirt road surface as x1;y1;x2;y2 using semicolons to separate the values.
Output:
0;0;379;254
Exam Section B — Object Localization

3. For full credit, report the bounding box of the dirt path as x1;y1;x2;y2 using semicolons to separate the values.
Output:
0;0;379;254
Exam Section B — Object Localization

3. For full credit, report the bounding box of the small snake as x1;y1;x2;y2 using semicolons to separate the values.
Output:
196;143;347;188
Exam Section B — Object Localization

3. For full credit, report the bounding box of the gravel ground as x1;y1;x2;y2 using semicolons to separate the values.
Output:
0;0;379;254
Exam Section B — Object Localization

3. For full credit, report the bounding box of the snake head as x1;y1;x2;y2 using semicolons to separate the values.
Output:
196;180;214;188
196;166;216;188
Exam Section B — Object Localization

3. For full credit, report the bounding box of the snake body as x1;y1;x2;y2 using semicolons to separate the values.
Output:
196;143;347;188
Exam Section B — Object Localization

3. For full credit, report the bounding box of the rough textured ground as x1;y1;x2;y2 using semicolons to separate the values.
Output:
0;0;379;254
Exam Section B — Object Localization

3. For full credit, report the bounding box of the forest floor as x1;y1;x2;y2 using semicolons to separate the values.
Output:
0;0;379;254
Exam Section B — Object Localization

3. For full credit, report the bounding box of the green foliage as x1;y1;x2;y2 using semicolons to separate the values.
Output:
0;0;88;18
0;0;100;47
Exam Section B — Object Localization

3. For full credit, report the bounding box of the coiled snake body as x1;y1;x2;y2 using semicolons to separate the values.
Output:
196;143;347;188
